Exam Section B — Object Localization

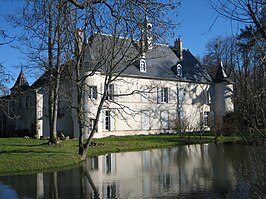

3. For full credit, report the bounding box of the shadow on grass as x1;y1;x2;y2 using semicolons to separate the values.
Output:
0;149;70;155
15;143;48;147
0;142;49;147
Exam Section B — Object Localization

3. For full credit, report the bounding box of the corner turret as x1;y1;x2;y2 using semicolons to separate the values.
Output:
213;62;234;132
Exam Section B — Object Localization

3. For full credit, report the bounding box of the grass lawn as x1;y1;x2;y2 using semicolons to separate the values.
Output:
0;134;241;174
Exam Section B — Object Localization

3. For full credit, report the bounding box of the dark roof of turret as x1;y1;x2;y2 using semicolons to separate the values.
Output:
213;62;234;84
10;69;30;91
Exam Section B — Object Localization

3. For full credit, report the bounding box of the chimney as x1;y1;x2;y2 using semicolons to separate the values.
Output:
140;17;153;53
146;22;153;50
174;37;183;61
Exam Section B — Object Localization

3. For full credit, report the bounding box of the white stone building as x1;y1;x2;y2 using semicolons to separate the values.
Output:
0;33;234;138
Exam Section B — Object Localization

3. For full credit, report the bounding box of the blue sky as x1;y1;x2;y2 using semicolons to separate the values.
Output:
0;0;242;88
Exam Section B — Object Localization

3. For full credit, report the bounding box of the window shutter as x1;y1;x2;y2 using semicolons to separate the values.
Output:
108;84;114;101
101;111;105;130
94;87;97;99
166;88;169;103
110;111;115;131
178;88;184;108
114;83;120;97
169;88;175;103
157;87;161;103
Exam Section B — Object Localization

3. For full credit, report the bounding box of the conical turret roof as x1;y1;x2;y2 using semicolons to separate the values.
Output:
213;62;233;84
11;69;30;91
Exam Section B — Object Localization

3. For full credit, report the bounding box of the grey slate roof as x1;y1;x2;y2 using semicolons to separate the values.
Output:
83;33;212;83
177;49;212;82
13;33;212;92
31;72;48;89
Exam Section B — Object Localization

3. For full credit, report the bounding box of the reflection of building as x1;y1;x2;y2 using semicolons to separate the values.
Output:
87;145;237;198
0;144;241;198
0;32;234;138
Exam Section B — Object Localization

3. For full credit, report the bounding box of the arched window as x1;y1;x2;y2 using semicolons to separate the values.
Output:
177;64;182;77
140;59;147;73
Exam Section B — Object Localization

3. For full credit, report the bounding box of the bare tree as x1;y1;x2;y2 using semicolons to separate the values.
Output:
209;0;266;40
202;36;238;79
207;1;266;197
206;1;265;137
0;30;15;137
66;0;180;159
7;0;180;152
8;0;76;143
0;30;14;96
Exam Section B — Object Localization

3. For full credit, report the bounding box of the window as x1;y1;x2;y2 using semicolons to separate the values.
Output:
142;111;150;130
201;90;211;105
141;86;149;101
103;110;114;131
177;64;182;77
161;88;168;103
103;182;118;198
105;111;111;130
89;119;97;132
160;174;171;191
26;96;31;110
203;112;209;127
106;154;112;174
140;59;147;73
107;84;114;101
88;86;97;99
161;111;169;129
90;156;98;170
158;87;169;103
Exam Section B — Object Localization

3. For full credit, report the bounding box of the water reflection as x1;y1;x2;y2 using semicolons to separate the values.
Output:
0;144;263;199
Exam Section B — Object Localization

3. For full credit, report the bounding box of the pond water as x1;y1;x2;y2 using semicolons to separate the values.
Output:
0;143;265;199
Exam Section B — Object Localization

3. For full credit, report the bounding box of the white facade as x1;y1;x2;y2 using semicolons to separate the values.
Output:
0;35;234;138
82;72;212;138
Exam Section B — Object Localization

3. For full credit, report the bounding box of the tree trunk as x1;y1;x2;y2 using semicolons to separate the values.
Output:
78;143;87;161
49;0;63;144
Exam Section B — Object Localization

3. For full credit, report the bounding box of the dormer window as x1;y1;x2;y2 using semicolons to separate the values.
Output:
177;64;182;77
140;59;147;73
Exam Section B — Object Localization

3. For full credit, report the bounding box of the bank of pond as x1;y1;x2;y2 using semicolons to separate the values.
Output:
0;134;241;174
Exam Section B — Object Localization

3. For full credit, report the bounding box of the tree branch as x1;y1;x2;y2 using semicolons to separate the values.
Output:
247;3;266;40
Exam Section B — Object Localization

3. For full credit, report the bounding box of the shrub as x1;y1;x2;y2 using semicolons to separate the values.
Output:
172;117;190;136
222;112;242;135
